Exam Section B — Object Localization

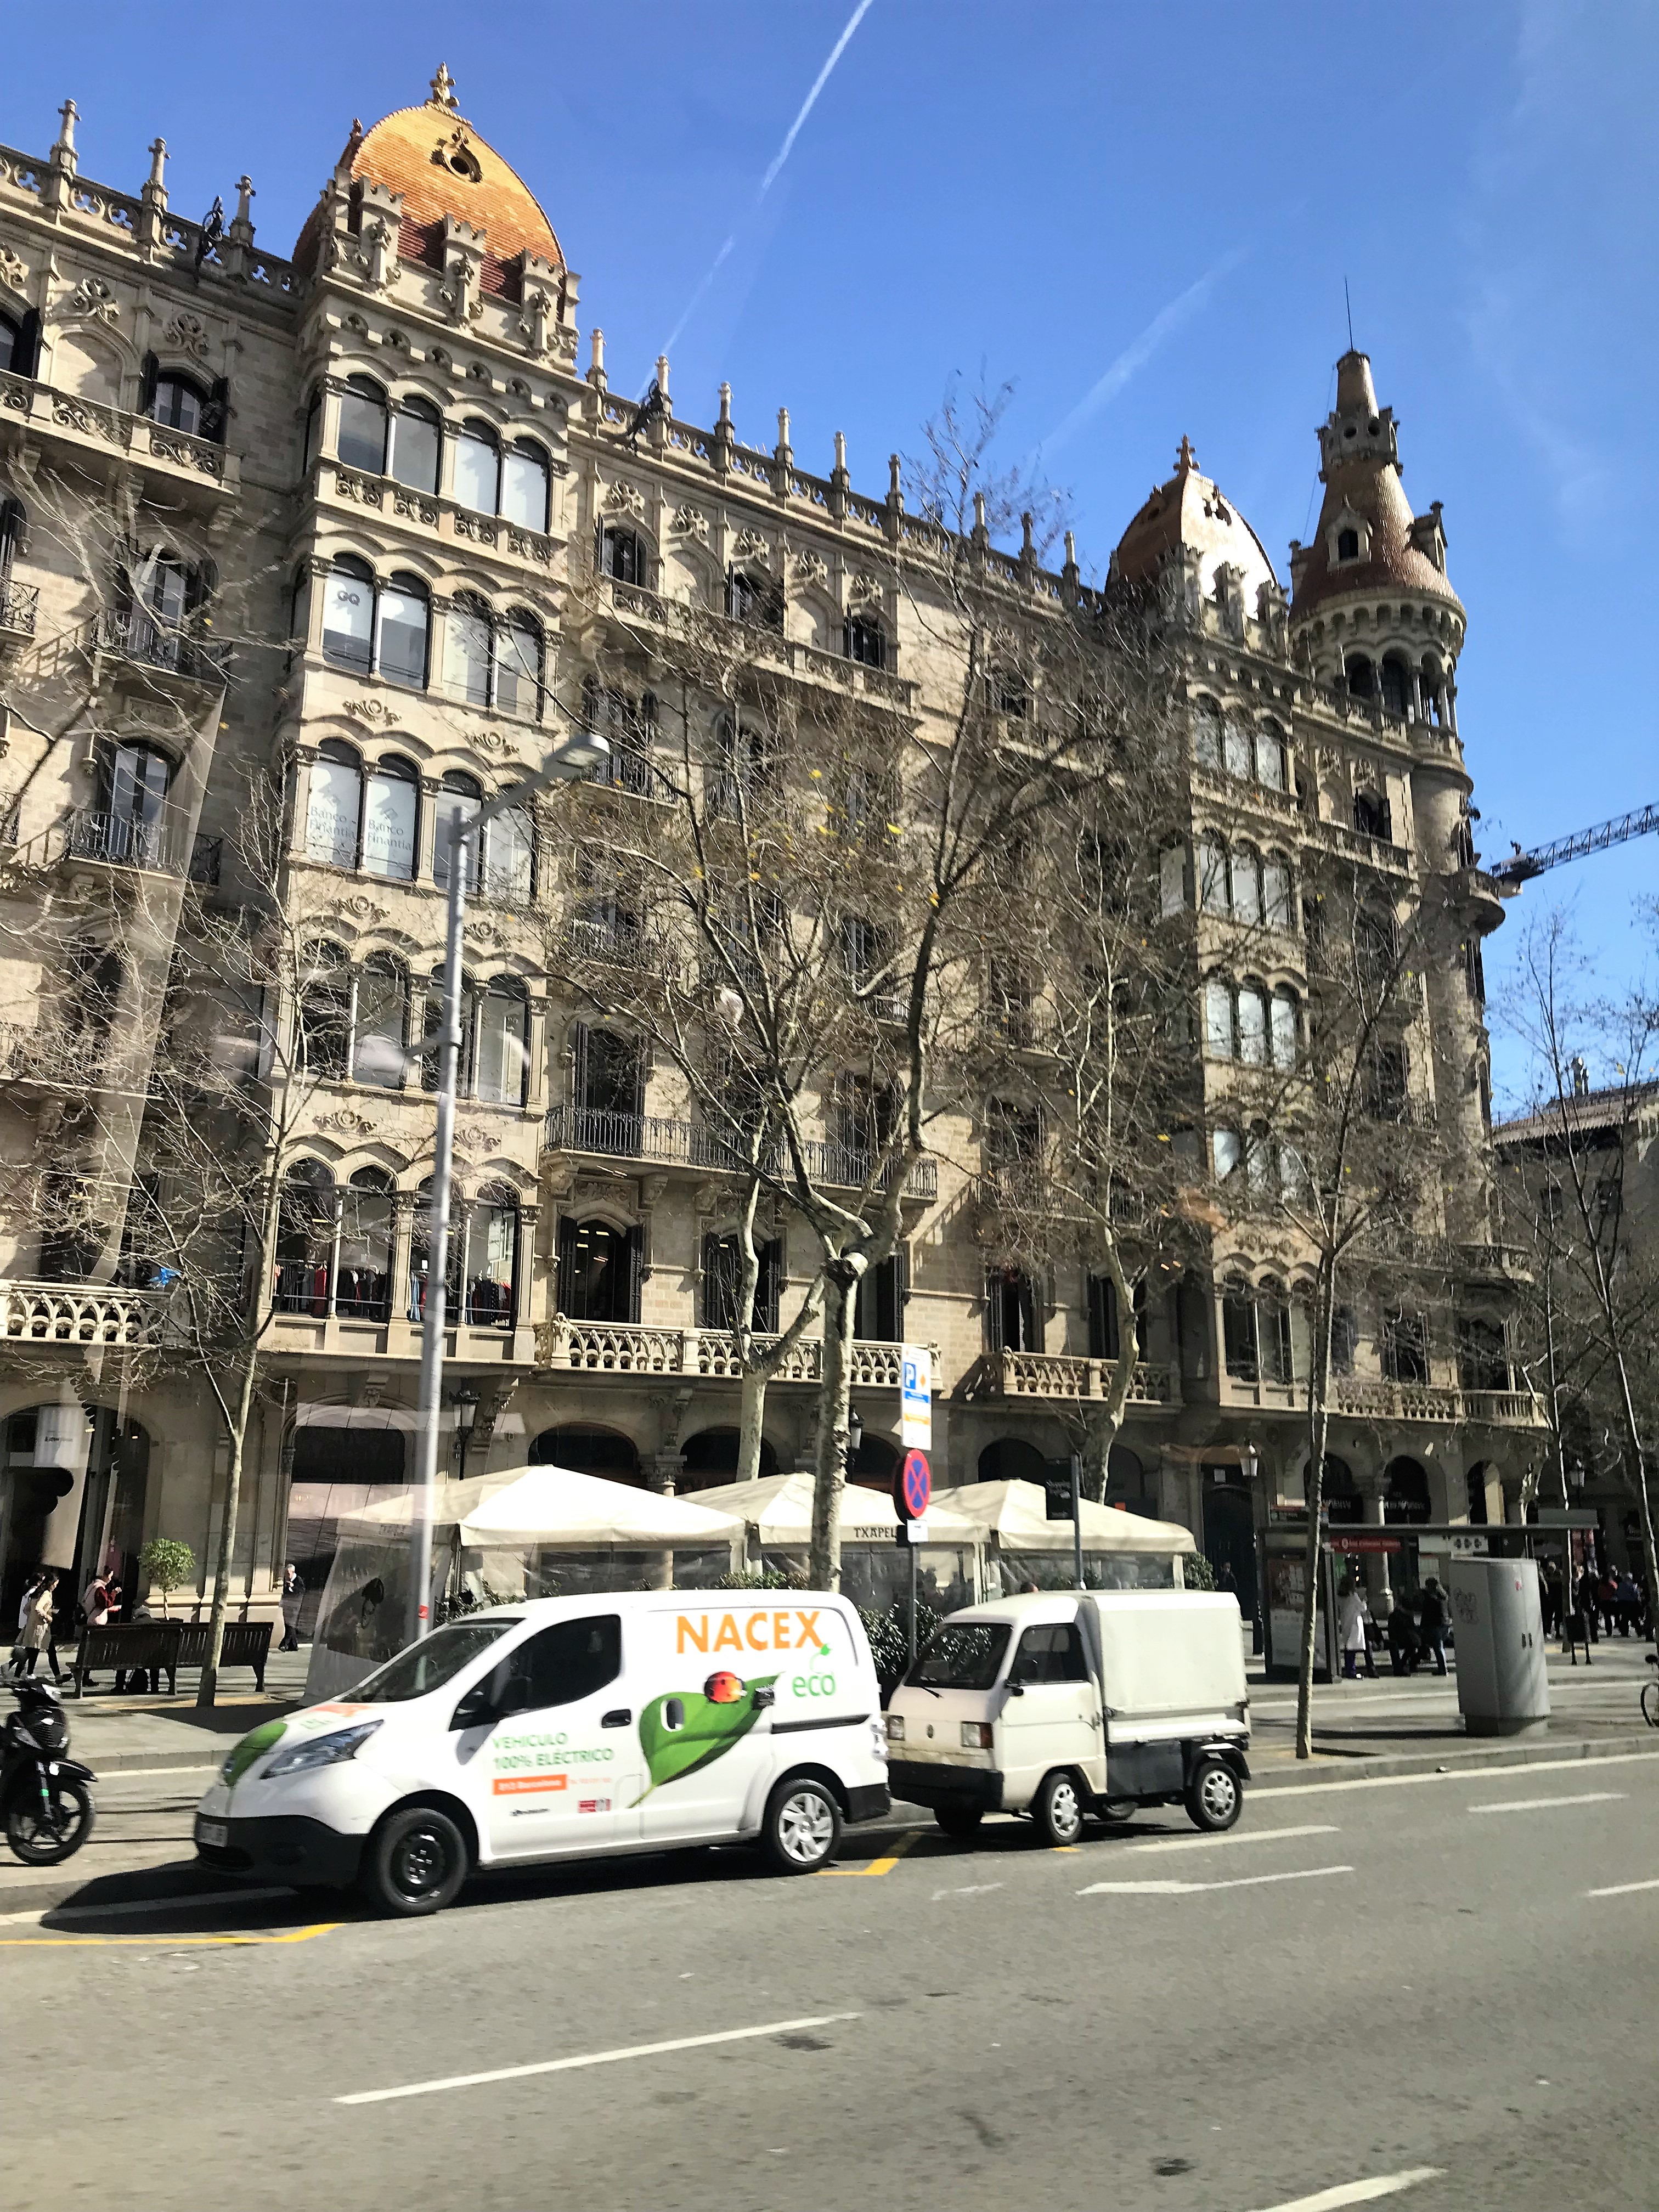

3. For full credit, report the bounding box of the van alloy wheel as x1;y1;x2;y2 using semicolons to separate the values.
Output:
1184;1754;1243;1833
1031;1770;1085;1847
762;1777;842;1874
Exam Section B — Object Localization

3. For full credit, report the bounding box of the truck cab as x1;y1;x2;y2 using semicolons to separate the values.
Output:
884;1590;1250;1845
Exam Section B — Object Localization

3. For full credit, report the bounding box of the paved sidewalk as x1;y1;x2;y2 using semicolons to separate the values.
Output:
15;1645;311;1774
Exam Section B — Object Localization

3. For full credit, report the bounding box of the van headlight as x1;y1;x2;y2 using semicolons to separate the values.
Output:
961;1722;993;1749
885;1714;905;1742
261;1720;382;1778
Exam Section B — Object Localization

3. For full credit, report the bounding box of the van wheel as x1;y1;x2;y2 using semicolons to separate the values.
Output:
1184;1756;1243;1833
1031;1770;1085;1847
761;1776;842;1874
359;1805;469;1917
935;1806;984;1840
1097;1798;1139;1827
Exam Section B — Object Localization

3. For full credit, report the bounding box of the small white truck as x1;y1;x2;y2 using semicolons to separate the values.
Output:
884;1589;1250;1844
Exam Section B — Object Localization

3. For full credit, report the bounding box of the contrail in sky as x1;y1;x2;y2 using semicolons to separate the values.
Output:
1036;244;1250;462
663;0;876;358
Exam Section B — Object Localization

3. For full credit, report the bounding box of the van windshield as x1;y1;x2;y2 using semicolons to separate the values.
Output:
348;1618;520;1703
906;1621;1011;1691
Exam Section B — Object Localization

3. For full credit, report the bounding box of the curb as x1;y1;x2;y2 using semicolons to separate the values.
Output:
0;1860;238;1923
1250;1732;1659;1790
78;1750;226;1778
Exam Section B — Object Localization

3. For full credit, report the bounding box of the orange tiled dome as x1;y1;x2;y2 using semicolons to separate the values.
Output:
294;68;563;282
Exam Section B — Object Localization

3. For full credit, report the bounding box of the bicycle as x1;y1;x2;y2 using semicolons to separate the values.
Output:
1642;1654;1659;1729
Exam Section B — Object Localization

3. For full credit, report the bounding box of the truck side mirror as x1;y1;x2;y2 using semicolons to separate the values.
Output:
1005;1679;1025;1697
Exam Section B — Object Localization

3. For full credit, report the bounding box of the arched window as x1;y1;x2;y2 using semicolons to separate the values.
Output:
408;1176;462;1321
321;556;375;675
844;612;887;668
465;1183;520;1325
452;419;500;514
337;1168;394;1321
1235;982;1268;1065
121;548;205;667
306;738;362;869
1211;1126;1242;1182
1380;656;1411;719
287;562;311;644
0;312;19;376
336;374;389;475
1356;906;1399;983
150;371;208;435
1353;786;1392;840
1336;526;1360;562
482;794;534;904
433;770;482;891
388;395;441;495
501;439;550;532
1192;698;1224;772
103;740;171;867
985;662;1029;719
1222;1276;1258;1380
352;953;408;1090
375;572;429;689
556;1215;642;1323
726;566;782;630
1269;989;1299;1069
297;941;351;1080
362;753;419;881
1199;835;1228;915
493;612;542;720
1256;720;1287;791
444;592;492;707
1203;978;1234;1058
1259;1276;1294;1383
1421;659;1446;725
1345;653;1375;700
600;524;646;583
302;386;321;473
274;1160;335;1316
1223;714;1252;780
1228;845;1262;925
1262;853;1294;930
0;495;24;573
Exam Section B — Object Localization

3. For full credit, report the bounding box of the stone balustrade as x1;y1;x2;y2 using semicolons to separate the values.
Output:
540;1318;933;1387
0;1279;168;1345
993;1350;1180;1407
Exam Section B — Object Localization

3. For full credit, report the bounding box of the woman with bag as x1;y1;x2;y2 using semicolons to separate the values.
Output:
19;1571;62;1682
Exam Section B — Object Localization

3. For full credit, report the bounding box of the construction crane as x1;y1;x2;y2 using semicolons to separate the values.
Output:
1488;802;1659;888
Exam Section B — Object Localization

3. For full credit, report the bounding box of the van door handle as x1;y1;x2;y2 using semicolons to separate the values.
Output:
601;1708;631;1728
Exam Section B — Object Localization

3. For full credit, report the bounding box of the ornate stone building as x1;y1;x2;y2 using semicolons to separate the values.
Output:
0;76;1545;1637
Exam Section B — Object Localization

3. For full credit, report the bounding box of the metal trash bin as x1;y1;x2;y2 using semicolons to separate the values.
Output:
1449;1557;1550;1736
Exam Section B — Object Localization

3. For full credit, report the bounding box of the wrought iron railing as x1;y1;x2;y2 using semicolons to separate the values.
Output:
0;577;38;636
98;608;231;682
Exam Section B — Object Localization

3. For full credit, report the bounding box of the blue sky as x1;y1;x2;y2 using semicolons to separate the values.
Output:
7;1;1654;1099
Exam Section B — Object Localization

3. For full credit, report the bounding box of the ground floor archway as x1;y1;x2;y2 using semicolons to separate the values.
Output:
529;1424;642;1484
678;1427;780;1489
977;1437;1047;1486
0;1403;152;1644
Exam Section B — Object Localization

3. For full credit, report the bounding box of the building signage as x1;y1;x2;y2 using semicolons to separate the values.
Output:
900;1345;933;1450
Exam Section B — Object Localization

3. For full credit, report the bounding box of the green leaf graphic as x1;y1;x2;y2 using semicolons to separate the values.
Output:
631;1677;778;1805
223;1718;287;1788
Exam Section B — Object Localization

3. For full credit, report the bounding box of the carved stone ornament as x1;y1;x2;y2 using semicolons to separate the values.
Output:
604;479;645;517
454;1123;508;1156
342;697;400;725
163;312;210;362
793;549;827;587
313;1107;378;1137
0;247;26;295
849;570;883;606
732;527;771;563
670;504;708;543
330;894;388;924
65;276;119;324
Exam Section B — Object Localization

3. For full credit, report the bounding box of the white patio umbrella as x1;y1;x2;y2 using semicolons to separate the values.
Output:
687;1470;977;1547
942;1478;1195;1554
456;1465;743;1548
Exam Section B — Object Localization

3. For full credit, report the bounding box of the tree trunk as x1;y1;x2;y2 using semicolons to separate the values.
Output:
737;1364;768;1483
1295;1263;1337;1759
809;1267;859;1589
196;1373;255;1710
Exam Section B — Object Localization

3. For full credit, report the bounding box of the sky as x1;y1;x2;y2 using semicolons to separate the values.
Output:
5;0;1654;1103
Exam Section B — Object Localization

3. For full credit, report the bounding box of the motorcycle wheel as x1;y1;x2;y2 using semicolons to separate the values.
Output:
5;1774;95;1865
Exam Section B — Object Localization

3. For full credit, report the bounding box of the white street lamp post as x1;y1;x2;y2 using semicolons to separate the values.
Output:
407;729;610;1644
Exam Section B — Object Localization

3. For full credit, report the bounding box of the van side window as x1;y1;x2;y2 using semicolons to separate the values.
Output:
1009;1624;1088;1685
499;1615;623;1711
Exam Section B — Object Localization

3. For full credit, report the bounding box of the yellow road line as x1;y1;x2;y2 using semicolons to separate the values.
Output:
817;1828;924;1877
0;1922;340;1948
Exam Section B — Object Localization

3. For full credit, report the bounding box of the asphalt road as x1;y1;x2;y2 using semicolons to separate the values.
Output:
8;1743;1659;2212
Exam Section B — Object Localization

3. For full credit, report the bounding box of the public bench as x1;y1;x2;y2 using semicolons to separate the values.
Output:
72;1617;272;1696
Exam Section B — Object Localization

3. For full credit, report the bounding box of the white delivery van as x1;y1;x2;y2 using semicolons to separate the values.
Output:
884;1590;1250;1845
194;1590;889;1915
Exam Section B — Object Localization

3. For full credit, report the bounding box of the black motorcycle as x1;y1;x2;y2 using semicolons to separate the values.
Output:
2;1677;96;1864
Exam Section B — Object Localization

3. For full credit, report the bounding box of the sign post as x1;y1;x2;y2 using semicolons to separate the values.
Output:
900;1346;932;1451
894;1448;932;1669
1042;1455;1086;1588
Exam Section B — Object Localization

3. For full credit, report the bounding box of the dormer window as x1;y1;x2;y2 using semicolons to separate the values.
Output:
1336;527;1359;562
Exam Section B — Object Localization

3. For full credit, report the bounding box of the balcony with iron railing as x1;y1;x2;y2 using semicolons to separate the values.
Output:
97;608;231;686
51;807;222;883
604;578;917;709
0;576;38;638
544;1102;939;1200
0;367;238;501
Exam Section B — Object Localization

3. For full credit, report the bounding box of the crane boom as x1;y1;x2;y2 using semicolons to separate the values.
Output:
1489;803;1659;888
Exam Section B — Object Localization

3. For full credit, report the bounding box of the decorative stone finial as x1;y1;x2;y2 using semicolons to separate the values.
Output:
656;353;670;399
146;138;167;190
235;175;255;225
776;407;791;448
718;382;732;426
1175;433;1198;475
51;97;78;172
888;453;901;498
833;430;847;475
589;326;605;376
1064;529;1076;567
429;64;459;112
1020;511;1035;558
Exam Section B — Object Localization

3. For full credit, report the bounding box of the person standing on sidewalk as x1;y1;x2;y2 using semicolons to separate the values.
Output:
1418;1578;1450;1676
11;1571;42;1671
19;1571;62;1681
79;1568;113;1689
1339;1581;1372;1680
279;1564;306;1653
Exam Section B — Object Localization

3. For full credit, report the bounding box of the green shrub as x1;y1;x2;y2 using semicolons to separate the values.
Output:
1182;1551;1218;1592
859;1600;943;1693
139;1536;196;1616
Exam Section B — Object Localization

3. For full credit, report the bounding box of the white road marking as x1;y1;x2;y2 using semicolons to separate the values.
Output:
1467;1792;1623;1815
0;1886;292;1928
335;2012;864;2106
1256;1749;1659;1800
1586;1876;1659;1898
1128;1823;1338;1855
1248;2169;1443;2210
930;1882;1003;1900
1079;1864;1352;1898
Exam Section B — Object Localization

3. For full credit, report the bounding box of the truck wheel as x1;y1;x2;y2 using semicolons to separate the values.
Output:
1097;1798;1139;1827
761;1776;842;1875
1030;1770;1085;1847
359;1804;469;1917
1184;1756;1242;1833
935;1806;984;1840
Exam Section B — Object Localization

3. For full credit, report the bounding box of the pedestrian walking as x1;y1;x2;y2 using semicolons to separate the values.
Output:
1418;1577;1450;1677
1339;1581;1373;1680
1576;1568;1599;1645
1387;1601;1419;1677
19;1570;63;1681
1616;1571;1641;1638
1539;1565;1560;1639
1598;1569;1620;1638
10;1570;42;1672
279;1563;306;1652
79;1567;114;1688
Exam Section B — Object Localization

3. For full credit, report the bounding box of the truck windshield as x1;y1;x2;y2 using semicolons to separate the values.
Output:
349;1618;520;1703
907;1622;1011;1691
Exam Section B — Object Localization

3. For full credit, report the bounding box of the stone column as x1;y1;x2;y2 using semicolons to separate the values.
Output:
37;1385;93;1573
1361;1480;1394;1620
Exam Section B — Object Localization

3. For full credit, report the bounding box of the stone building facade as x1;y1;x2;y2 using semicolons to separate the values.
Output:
0;75;1546;1636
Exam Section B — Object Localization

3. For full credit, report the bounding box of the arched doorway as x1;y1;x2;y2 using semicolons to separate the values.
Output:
1322;1455;1362;1527
678;1427;779;1489
529;1424;641;1484
1383;1457;1431;1525
849;1431;898;1493
1104;1444;1156;1516
287;1413;410;1640
0;1405;151;1638
977;1438;1047;1486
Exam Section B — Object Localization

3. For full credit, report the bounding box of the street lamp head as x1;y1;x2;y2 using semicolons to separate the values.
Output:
454;1384;480;1435
552;730;611;775
847;1409;863;1462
